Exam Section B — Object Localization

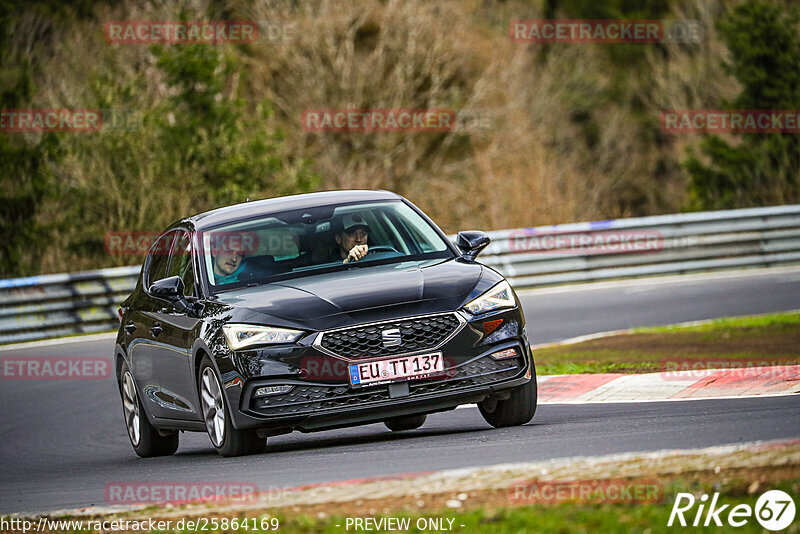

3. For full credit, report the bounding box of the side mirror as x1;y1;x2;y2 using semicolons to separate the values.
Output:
150;276;194;314
149;276;185;299
456;231;491;262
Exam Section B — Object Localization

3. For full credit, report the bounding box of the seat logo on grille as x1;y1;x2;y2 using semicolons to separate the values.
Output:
381;328;402;348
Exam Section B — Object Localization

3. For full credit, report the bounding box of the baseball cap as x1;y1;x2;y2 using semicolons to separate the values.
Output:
341;213;369;232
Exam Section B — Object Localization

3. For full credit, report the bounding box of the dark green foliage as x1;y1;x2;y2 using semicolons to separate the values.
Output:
684;0;800;210
551;0;671;65
152;43;318;205
0;100;59;275
0;3;318;276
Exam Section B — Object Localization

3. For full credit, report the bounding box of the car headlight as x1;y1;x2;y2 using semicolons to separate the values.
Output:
222;324;304;350
463;280;516;315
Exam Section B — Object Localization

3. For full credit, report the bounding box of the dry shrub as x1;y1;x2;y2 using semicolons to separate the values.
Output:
33;3;194;272
239;0;608;231
643;0;740;204
6;0;741;273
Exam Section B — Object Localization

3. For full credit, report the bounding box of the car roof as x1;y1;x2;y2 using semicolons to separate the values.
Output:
186;190;402;230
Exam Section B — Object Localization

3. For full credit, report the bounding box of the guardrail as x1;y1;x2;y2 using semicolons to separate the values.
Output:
1;204;799;345
479;204;800;287
0;266;140;345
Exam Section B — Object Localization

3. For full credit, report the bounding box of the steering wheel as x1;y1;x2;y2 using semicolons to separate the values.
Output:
367;245;398;254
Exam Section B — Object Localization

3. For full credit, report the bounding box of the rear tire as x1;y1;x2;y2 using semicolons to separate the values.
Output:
384;414;427;431
198;357;266;457
119;362;179;457
479;363;537;428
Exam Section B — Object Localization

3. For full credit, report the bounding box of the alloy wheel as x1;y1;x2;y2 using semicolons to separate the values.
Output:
200;367;226;447
121;371;140;446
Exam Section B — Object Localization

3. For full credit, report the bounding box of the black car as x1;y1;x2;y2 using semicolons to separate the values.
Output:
115;190;537;457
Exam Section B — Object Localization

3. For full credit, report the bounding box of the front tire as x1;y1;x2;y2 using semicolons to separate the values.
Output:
479;363;537;428
198;357;266;457
119;362;179;457
384;414;426;431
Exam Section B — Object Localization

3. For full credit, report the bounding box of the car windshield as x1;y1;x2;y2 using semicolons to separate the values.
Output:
200;200;453;292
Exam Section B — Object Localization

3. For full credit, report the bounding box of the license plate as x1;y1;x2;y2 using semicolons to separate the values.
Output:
349;352;444;386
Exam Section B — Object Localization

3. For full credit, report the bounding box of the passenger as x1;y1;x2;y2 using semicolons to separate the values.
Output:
212;242;245;284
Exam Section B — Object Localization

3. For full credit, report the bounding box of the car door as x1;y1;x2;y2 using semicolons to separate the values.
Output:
129;231;176;420
145;230;203;421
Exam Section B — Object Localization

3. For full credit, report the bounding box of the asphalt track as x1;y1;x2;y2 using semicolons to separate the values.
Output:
1;267;799;514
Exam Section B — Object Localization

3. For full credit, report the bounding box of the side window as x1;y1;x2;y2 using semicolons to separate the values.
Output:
145;232;175;289
167;231;195;297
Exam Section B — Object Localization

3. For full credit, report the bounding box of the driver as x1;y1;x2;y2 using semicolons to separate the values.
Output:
335;214;370;264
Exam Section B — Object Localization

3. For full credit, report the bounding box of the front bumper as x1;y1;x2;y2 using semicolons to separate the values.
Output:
214;307;533;432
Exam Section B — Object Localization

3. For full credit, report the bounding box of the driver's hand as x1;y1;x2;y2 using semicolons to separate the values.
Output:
343;244;368;264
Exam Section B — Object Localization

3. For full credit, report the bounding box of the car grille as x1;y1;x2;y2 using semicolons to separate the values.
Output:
317;313;462;359
250;356;523;416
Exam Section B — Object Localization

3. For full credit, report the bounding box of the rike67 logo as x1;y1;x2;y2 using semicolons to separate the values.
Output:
669;490;796;531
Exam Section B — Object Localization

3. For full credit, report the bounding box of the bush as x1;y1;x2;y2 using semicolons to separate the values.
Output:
684;0;800;210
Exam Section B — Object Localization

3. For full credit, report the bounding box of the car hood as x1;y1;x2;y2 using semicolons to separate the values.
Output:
214;258;487;329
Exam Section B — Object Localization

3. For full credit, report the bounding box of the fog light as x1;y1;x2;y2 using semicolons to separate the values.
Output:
254;385;294;397
491;348;518;360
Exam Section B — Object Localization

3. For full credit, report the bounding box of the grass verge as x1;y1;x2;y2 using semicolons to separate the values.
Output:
8;460;798;533
534;311;800;375
269;478;798;534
